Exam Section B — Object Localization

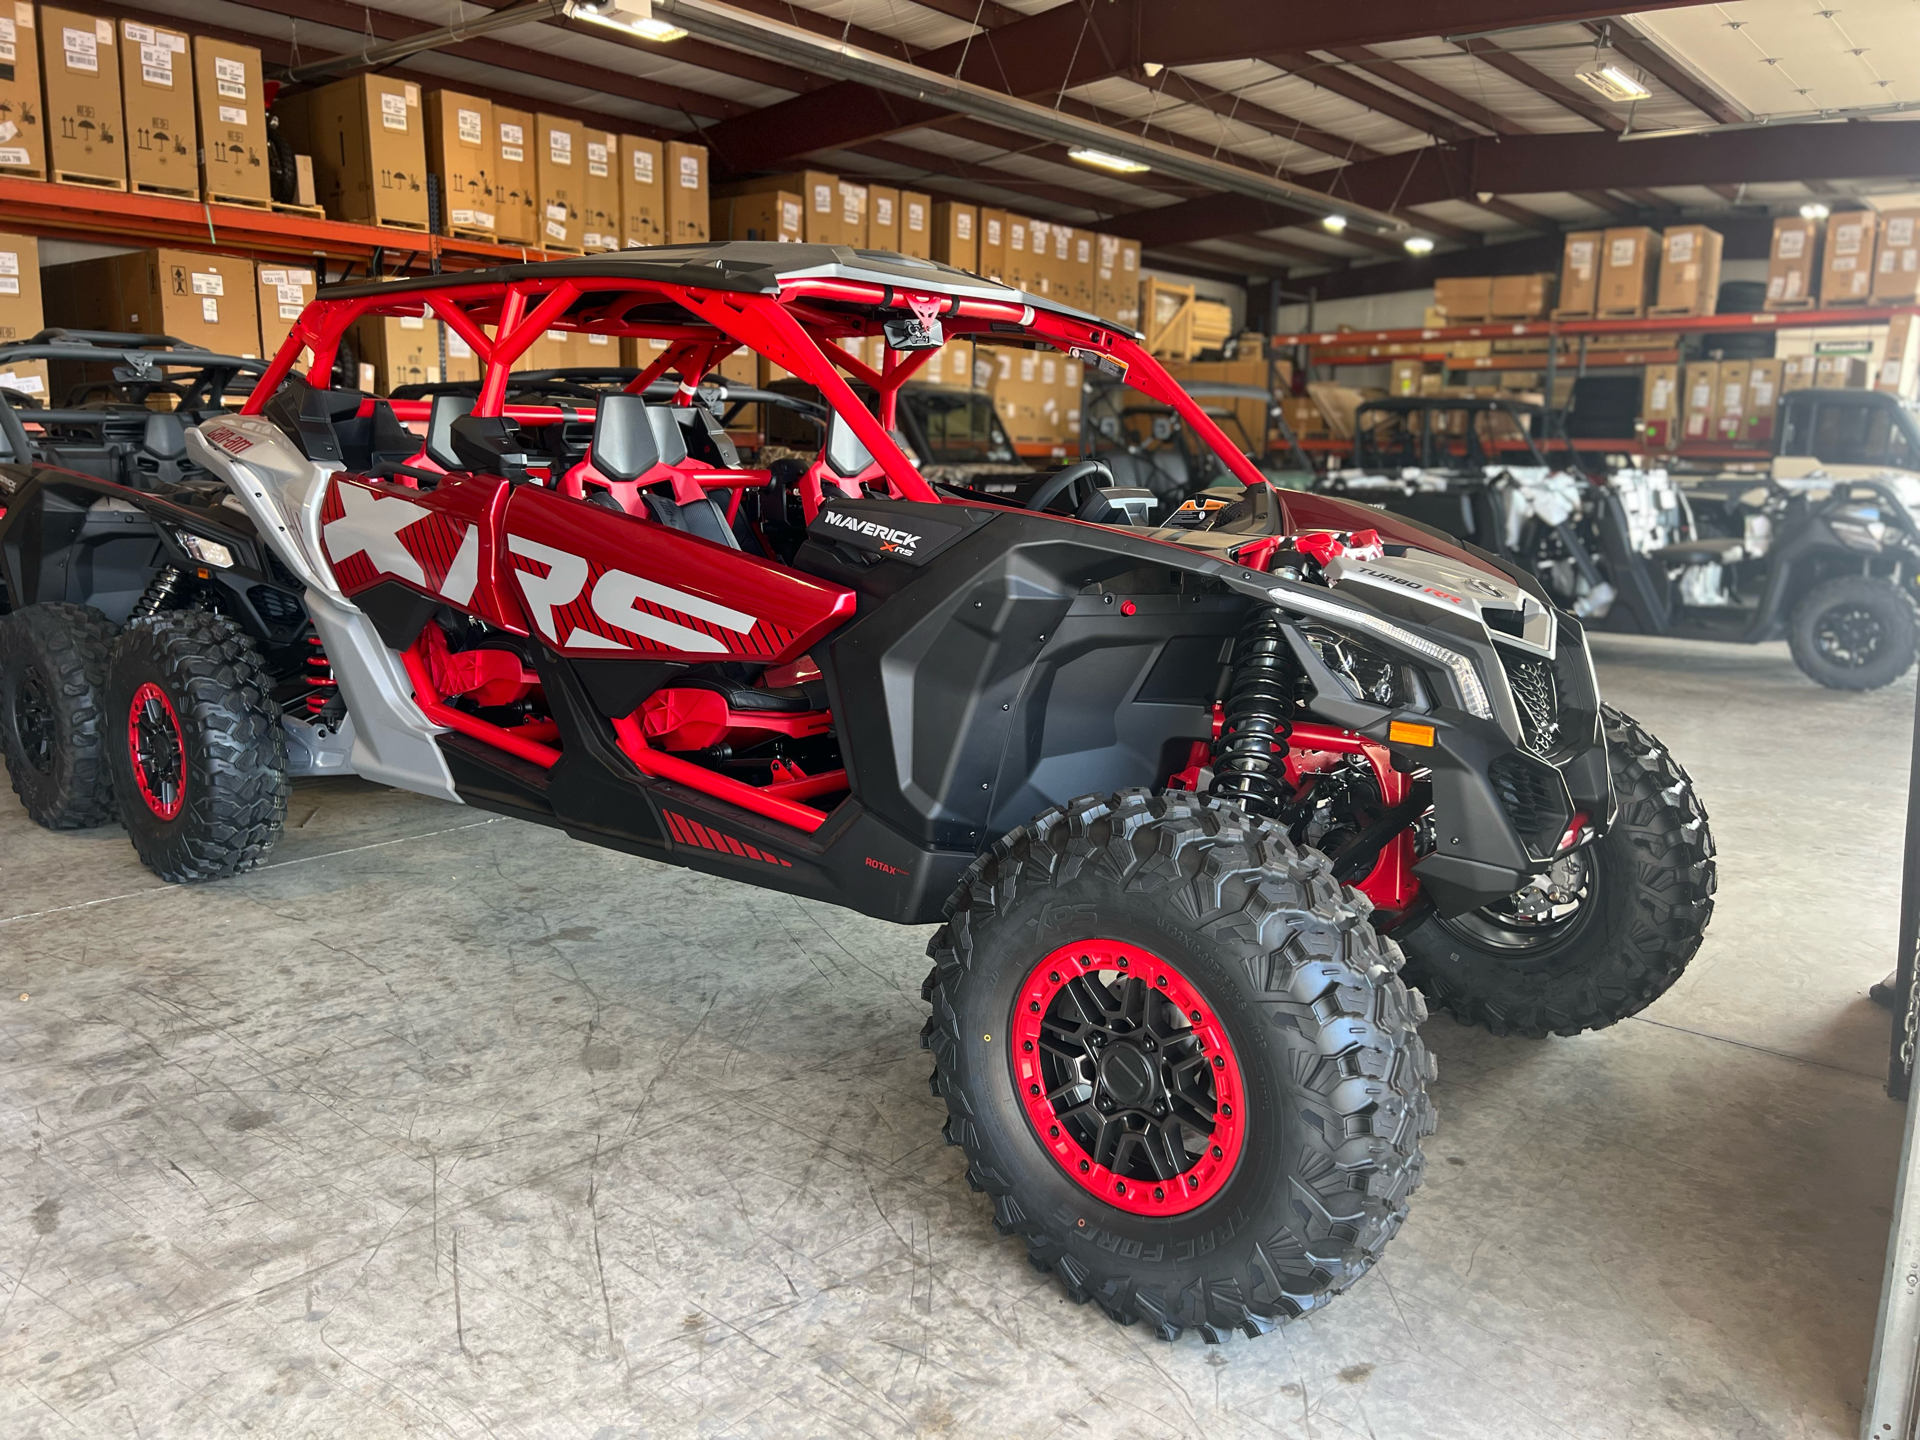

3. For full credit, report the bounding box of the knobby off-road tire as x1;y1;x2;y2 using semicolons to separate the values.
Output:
921;789;1434;1343
0;602;119;829
1398;705;1715;1038
1787;575;1917;691
104;613;289;883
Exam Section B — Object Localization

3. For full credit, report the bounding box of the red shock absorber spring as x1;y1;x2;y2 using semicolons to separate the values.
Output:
304;634;339;715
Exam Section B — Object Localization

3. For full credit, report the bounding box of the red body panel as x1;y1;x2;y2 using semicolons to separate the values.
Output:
317;473;525;632
500;485;854;663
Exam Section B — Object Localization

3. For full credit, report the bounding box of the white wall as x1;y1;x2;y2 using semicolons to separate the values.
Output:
1273;288;1431;335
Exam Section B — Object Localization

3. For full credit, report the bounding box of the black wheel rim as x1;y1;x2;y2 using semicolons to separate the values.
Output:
1435;847;1598;957
1813;603;1886;670
13;663;55;774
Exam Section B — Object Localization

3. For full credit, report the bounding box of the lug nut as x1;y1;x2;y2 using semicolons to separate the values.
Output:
1029;1001;1040;1013
1213;1055;1224;1068
1023;1040;1033;1052
1098;1097;1113;1112
1115;1181;1127;1196
1079;1159;1090;1173
1155;976;1168;988
1049;1124;1060;1137
1220;1103;1232;1117
1117;957;1129;968
1190;1010;1203;1024
1153;1187;1165;1201
1188;1175;1200;1189
1212;1145;1224;1159
1048;971;1059;983
1029;1084;1041;1096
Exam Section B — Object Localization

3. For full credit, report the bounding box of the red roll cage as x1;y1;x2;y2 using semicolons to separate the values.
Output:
240;266;1270;518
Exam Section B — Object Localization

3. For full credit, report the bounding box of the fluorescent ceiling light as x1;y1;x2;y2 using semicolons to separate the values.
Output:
1321;214;1348;233
1800;201;1831;220
570;0;685;39
1575;48;1652;102
1404;236;1435;256
1069;147;1151;175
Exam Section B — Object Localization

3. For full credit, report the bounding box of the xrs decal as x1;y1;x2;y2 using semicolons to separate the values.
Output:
506;533;757;656
320;479;480;603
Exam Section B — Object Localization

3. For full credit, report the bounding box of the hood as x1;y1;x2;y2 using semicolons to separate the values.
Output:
1327;544;1556;659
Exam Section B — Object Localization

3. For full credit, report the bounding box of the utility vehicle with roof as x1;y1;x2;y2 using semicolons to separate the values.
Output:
0;244;1715;1342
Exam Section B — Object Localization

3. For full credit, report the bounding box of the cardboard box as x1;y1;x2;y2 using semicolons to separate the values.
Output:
834;178;867;248
666;140;708;243
355;313;440;393
867;185;899;252
1391;361;1424;399
1066;228;1096;311
276;74;428;228
0;233;48;399
618;135;662;248
900;191;930;259
727;171;839;243
443;321;480;385
1712;360;1749;442
1815;352;1869;388
193;36;268;205
1743;358;1783;446
1821;212;1878;305
978;208;1006;283
492;106;536;244
42;7;125;185
1553;232;1603;318
1640;362;1679;449
1652;225;1723;317
256;261;316;363
1433;277;1492;322
1489;273;1553;320
1781;352;1816;392
0;3;46;178
50;249;259;356
534;113;584;251
932;202;977;272
1598;228;1660;317
1879;312;1917;398
1680;360;1718;441
424;90;495;237
582;129;620;250
1094;234;1140;327
1764;217;1820;309
119;18;192;196
1872;209;1920;303
717;189;802;243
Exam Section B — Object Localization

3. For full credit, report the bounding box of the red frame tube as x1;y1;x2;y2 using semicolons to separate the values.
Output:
609;714;830;832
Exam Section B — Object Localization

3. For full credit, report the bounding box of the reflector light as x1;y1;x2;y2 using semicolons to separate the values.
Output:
1389;721;1436;748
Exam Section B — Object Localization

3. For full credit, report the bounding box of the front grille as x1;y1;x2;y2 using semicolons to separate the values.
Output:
1502;654;1562;758
248;584;307;631
1488;752;1570;858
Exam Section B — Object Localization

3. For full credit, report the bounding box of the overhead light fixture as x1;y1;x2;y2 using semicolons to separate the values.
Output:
570;0;686;40
1069;147;1151;175
1321;214;1348;233
1800;201;1831;220
1404;236;1435;256
1575;26;1652;102
1141;62;1164;78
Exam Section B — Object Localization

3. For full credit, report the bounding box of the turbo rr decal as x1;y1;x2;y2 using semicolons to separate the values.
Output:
320;479;480;605
505;533;783;657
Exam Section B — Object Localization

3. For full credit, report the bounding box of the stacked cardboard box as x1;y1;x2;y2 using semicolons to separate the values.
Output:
582;128;621;250
932;202;976;272
1821;212;1878;305
1872;210;1920;303
1640;362;1679;449
1712;361;1749;442
277;75;428;228
1764;216;1821;309
1743;358;1784;446
1553;232;1603;318
1489;274;1553;320
424;90;495;238
0;233;48;399
1651;225;1723;318
120;18;193;197
978;209;1006;282
1093;234;1139;328
619;136;662;247
899;191;930;258
717;189;802;243
868;186;899;251
1680;361;1717;442
534;113;584;252
256;260;316;361
1433;277;1491;322
46;248;259;356
42;6;125;186
0;5;47;178
717;170;838;243
834;178;866;247
195;37;268;206
492;107;536;244
1598;228;1660;318
355;313;440;393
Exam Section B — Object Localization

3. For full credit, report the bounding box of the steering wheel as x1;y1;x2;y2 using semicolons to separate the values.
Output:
1023;458;1116;516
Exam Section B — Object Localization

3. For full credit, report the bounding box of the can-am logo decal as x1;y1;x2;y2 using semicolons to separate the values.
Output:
506;533;756;655
202;424;254;455
820;510;925;556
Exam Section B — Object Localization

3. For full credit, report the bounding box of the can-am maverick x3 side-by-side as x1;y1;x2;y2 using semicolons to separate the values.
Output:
0;244;1715;1342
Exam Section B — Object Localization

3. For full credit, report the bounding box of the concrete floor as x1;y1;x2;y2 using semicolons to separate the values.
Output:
0;633;1911;1439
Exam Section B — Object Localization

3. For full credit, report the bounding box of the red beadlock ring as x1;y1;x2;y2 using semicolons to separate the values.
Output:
1010;940;1246;1217
127;681;186;821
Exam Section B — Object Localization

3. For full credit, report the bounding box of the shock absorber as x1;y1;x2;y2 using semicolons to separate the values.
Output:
304;634;341;720
1209;607;1295;819
130;565;183;618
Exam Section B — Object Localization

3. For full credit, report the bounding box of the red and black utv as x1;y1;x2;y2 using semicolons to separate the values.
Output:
0;244;1714;1341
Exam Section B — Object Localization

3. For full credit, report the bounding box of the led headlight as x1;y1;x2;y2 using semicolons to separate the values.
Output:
1271;587;1494;720
1299;623;1405;707
177;532;236;569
